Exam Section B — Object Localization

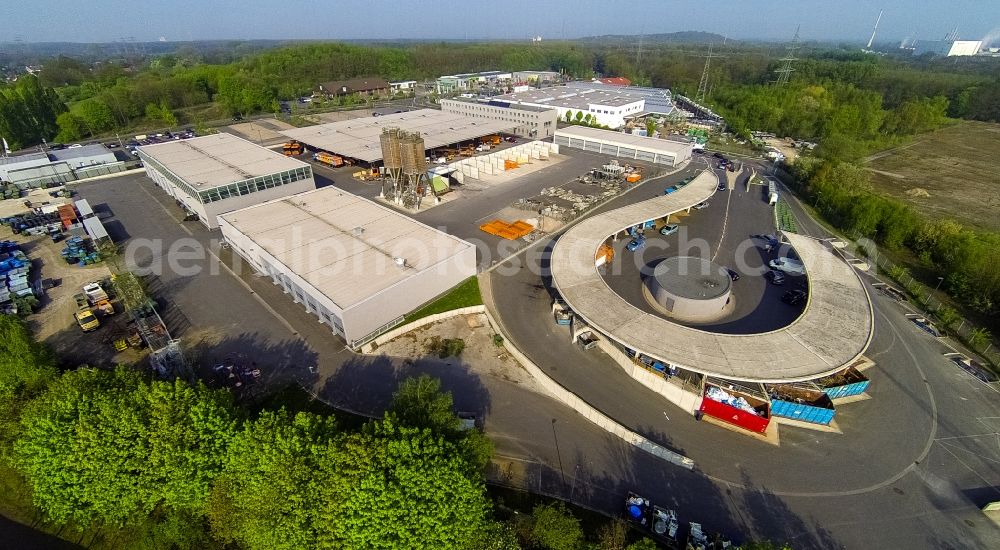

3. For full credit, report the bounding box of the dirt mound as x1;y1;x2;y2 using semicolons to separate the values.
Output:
905;187;931;198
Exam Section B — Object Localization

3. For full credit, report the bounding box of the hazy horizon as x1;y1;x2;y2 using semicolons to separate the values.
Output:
8;1;1000;45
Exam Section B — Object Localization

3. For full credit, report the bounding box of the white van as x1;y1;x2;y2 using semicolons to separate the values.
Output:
769;257;805;275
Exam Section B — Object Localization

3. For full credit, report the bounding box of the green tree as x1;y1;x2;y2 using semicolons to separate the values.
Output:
330;420;490;549
531;502;583;550
574;110;584;122
387;375;461;434
645;118;658;137
387;375;493;472
206;410;337;549
935;306;959;329
471;520;521;550
564;110;573;122
14;369;237;526
968;328;992;350
0;316;56;453
596;519;627;550
625;538;659;550
54;111;86;142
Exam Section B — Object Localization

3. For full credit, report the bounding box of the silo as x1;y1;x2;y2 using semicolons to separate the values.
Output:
380;128;402;175
399;131;427;176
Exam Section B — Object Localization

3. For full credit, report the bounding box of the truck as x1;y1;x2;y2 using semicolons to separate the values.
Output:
314;151;345;167
73;293;100;332
768;257;806;275
83;282;114;316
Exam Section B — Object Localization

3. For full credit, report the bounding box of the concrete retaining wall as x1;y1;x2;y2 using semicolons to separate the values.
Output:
597;339;703;414
362;305;486;352
483;310;694;470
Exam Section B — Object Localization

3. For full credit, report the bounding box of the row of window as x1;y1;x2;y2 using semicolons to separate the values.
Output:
141;153;204;200
198;166;312;204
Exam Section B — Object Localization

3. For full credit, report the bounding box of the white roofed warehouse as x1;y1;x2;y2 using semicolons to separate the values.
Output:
137;133;316;228
554;126;693;166
219;186;478;348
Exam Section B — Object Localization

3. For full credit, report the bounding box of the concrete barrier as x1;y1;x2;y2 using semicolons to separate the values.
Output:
596;339;703;414
362;305;486;352
482;309;695;470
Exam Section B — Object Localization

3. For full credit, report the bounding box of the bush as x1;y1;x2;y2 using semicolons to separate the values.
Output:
531;502;583;550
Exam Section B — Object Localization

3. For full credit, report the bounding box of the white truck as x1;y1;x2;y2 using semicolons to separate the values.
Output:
769;257;806;275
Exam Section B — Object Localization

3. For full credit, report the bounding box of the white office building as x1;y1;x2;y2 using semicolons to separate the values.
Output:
493;86;644;129
440;98;559;139
138;133;316;229
219;186;478;348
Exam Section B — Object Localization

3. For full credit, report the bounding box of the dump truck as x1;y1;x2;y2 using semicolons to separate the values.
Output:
74;293;100;332
314;151;345;167
282;140;304;156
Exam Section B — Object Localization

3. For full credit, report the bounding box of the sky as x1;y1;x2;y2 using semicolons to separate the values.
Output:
7;0;1000;44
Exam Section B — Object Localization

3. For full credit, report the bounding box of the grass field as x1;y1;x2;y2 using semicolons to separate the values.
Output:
866;120;1000;232
404;277;483;324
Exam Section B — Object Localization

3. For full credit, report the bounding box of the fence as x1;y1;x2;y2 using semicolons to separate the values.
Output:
850;236;999;368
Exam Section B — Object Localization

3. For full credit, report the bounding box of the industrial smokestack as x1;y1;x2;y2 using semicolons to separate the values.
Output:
867;9;884;50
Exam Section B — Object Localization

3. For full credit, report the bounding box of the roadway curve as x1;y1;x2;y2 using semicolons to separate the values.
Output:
549;170;874;382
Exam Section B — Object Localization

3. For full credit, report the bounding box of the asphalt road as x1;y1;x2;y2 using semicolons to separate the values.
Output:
486;157;1000;548
63;162;1000;549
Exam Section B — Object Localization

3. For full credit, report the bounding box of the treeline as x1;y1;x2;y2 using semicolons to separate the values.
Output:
710;81;950;159
0;75;66;150
786;160;1000;316
0;318;498;549
3;316;687;550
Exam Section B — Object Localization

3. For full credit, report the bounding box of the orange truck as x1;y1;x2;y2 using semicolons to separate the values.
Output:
314;151;345;167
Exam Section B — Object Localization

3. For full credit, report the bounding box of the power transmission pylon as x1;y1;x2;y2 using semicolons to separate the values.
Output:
696;43;724;104
774;25;801;85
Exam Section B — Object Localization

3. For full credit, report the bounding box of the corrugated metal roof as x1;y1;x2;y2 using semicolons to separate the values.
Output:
220;186;475;309
555;126;694;156
279;109;516;163
48;144;114;162
0;152;48;167
138;133;309;189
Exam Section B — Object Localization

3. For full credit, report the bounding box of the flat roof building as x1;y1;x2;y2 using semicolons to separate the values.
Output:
493;86;645;129
0;152;51;182
219;186;477;347
138;133;316;229
440;98;559;139
513;70;562;84
566;81;676;117
48;144;117;169
436;71;513;94
278;109;516;164
554;125;693;166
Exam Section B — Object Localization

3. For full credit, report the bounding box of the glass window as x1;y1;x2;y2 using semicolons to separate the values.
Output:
238;182;251;195
281;172;291;184
218;186;231;200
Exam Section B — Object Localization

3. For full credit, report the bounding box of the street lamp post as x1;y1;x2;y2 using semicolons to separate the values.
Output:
550;418;566;490
935;277;944;292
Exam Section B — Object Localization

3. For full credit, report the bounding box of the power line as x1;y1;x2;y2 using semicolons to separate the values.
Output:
774;25;801;86
696;43;725;104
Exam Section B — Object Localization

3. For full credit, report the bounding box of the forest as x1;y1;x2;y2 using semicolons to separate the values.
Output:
3;315;695;550
0;40;997;150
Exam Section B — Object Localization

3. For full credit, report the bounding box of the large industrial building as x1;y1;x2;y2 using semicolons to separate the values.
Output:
913;39;983;56
0;144;121;188
138;133;315;229
565;81;677;117
436;71;513;94
439;98;559;139
554;126;693;166
219;186;477;347
493;86;645;128
278;109;516;164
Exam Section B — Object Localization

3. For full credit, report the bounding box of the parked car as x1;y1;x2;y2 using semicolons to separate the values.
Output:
693;202;709;210
713;152;725;159
769;257;806;275
766;270;786;285
232;114;243;121
725;267;740;281
663;185;679;195
626;237;646;252
659;224;679;236
68;143;83;148
782;289;807;305
717;181;727;191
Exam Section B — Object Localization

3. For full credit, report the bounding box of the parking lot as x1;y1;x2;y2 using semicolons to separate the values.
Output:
72;173;325;384
600;164;807;334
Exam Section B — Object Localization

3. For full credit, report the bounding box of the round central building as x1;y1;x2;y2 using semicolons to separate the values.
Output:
644;256;732;320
